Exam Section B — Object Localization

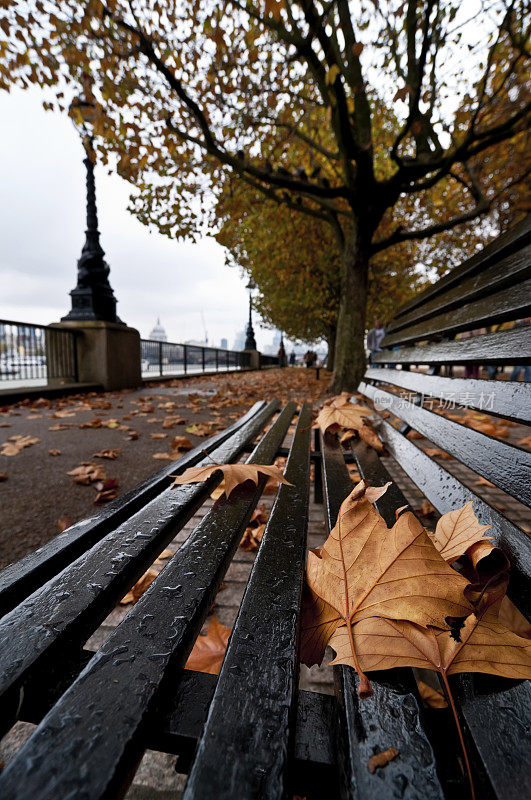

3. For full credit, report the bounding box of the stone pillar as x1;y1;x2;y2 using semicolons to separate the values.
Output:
49;320;141;391
243;349;261;370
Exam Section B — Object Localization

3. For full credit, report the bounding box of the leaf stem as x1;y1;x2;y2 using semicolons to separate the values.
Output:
346;619;373;698
440;671;476;800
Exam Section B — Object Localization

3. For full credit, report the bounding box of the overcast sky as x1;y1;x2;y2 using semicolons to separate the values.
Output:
0;88;281;351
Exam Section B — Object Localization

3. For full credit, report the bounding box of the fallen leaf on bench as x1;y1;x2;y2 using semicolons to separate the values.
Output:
171;462;292;498
185;615;231;675
93;448;121;459
1;435;40;456
498;596;531;638
429;501;492;564
57;516;72;532
300;481;471;697
315;402;372;435
358;421;384;452
120;568;158;605
417;680;448;708
367;747;399;773
48;449;61;456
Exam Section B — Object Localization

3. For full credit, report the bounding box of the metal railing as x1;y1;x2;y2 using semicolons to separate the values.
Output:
0;319;77;389
141;339;254;378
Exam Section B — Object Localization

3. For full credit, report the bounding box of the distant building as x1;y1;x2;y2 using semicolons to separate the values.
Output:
149;318;167;342
233;328;246;351
220;338;228;349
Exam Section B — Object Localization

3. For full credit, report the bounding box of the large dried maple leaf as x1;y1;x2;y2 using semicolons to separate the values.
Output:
185;615;231;675
170;462;291;498
300;481;471;696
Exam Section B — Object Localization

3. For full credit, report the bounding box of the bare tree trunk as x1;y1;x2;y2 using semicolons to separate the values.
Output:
331;227;369;393
326;325;336;371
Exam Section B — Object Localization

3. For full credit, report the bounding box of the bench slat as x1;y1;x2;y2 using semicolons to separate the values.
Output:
391;216;531;321
0;400;268;618
0;400;279;733
184;403;312;800
382;279;531;348
374;326;531;366
370;418;531;617
0;403;296;800
320;433;445;800
364;368;531;423
386;245;531;336
359;382;531;506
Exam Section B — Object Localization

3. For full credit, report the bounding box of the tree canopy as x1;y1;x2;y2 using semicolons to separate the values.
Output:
1;0;529;388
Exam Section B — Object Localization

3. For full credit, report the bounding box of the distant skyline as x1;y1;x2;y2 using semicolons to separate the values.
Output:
0;88;294;352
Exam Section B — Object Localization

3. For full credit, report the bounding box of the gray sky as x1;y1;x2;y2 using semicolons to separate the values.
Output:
0;88;279;351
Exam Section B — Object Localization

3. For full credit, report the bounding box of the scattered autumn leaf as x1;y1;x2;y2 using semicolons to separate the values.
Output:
171;462;291;498
300;481;471;697
429;501;492;564
49;424;71;431
150;433;167;439
93;448;121;459
423;447;453;460
172;435;193;451
162;416;187;428
517;435;531;447
315;401;372;435
417;680;448;709
57;516;72;533
367;747;399;773
48;449;61;456
185;615;231;675
475;477;495;487
67;462;106;485
1;435;40;456
120;568;158;605
186;422;214;436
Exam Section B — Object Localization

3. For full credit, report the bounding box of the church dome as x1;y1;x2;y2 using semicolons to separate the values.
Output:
149;317;168;342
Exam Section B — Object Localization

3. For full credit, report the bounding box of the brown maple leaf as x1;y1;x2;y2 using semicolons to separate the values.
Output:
300;481;471;697
417;680;448;709
170;462;291;498
93;448;121;460
429;501;492;564
185;615;231;675
315;401;372;435
120;568;158;605
48;449;61;456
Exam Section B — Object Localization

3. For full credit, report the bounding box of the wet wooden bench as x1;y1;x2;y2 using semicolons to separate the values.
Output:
0;219;530;800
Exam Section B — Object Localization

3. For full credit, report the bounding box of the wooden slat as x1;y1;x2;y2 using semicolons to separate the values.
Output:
359;382;531;506
0;401;268;618
382;279;531;348
0;401;280;734
0;404;295;800
367;419;531;618
184;404;312;800
320;433;445;800
364;368;531;423
392;216;531;321
386;244;531;335
373;326;531;366
349;436;531;800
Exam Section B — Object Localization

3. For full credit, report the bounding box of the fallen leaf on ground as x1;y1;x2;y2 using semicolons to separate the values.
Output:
128;431;140;440
103;419;120;429
67;463;106;485
0;473;7;482
94;488;119;504
407;430;423;439
78;418;103;429
170;462;291;498
417;680;448;708
517;436;531;447
49;423;71;431
475;477;495;487
240;522;266;551
93;448;121;459
154;549;173;564
367;747;399;773
185;615;231;675
300;481;471;697
162;416;187;428
172;436;193;451
57;516;72;532
186;422;214;436
150;433;167;439
120;568;158;604
419;500;435;516
51;409;75;418
48;449;61;456
1;435;40;456
423;447;453;460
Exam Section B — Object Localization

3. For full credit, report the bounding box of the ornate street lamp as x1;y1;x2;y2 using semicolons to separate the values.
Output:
62;96;122;323
244;278;257;350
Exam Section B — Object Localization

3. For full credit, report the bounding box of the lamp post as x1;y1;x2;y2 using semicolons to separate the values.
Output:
244;278;257;350
62;96;122;323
